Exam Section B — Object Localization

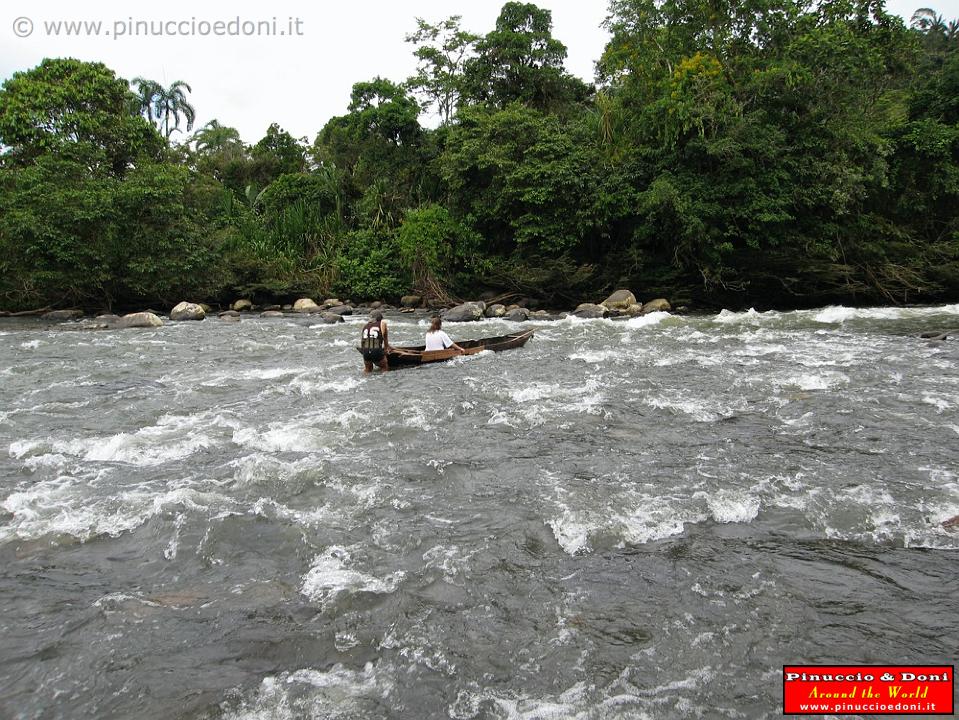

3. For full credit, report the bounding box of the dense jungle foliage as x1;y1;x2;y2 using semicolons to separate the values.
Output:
0;1;957;311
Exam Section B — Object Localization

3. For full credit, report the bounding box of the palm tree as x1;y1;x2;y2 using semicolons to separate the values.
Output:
910;8;946;34
155;80;196;139
131;77;162;124
191;119;242;155
130;78;195;139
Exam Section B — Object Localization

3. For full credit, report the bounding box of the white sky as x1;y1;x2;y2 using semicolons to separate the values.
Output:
2;0;957;144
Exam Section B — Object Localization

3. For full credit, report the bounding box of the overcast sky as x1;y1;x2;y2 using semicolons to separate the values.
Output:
3;0;958;144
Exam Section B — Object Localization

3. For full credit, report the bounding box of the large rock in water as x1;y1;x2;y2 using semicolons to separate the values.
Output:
170;302;205;321
320;312;345;324
293;298;321;313
641;298;671;314
42;309;84;321
232;299;253;312
572;303;608;319
485;303;506;318
601;290;637;310
444;301;486;322
118;312;164;329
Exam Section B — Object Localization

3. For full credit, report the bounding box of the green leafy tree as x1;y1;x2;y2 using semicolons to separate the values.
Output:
395;204;480;301
189;119;250;192
0;58;162;176
405;16;479;124
463;2;589;112
442;105;597;256
315;79;428;227
249;123;307;188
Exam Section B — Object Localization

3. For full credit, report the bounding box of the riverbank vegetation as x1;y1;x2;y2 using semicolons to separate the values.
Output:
1;1;957;312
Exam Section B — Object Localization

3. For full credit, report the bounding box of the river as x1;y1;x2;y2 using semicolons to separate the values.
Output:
1;305;957;719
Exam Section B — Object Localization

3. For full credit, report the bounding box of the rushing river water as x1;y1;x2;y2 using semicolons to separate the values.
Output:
1;305;958;719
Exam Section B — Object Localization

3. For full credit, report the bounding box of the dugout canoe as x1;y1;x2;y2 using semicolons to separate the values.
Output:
359;329;534;369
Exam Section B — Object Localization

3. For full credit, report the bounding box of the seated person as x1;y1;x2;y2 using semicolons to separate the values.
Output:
425;316;465;353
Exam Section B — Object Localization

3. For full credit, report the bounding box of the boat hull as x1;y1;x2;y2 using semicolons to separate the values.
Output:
358;329;534;368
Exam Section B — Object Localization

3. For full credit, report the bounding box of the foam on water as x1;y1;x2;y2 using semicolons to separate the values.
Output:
922;393;953;412
713;308;774;325
704;489;761;524
547;485;712;554
232;406;373;452
300;546;405;609
222;662;393;720
615;499;707;546
567;349;622;364
287;374;361;396
771;370;849;391
0;481;237;543
11;411;235;467
643;391;746;422
624;310;672;328
449;666;717;720
813;303;959;323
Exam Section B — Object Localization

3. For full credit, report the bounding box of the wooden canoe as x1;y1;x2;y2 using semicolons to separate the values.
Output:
358;329;534;368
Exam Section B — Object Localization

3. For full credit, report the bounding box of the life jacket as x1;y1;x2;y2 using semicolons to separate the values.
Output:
361;320;384;350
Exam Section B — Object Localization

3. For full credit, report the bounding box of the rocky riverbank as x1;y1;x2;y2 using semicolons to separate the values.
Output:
6;291;959;344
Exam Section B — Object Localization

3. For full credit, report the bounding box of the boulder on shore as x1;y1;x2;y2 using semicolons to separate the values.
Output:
170;302;205;321
572;303;608;319
322;298;342;308
485;303;506;318
401;295;422;308
641;298;671;314
118;312;164;329
601;290;637;310
505;307;530;322
42;309;84;321
325;304;353;316
293;298;321;313
232;299;253;312
443;301;486;322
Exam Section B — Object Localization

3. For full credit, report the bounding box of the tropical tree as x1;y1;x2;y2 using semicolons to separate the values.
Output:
191;119;242;155
462;2;590;112
131;78;196;139
911;7;947;34
131;77;162;124
405;16;479;124
0;59;162;175
155;80;196;139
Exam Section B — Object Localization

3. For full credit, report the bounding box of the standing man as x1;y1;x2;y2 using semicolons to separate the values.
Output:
360;311;390;373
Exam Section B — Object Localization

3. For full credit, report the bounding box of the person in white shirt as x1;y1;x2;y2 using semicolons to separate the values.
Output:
425;316;465;353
